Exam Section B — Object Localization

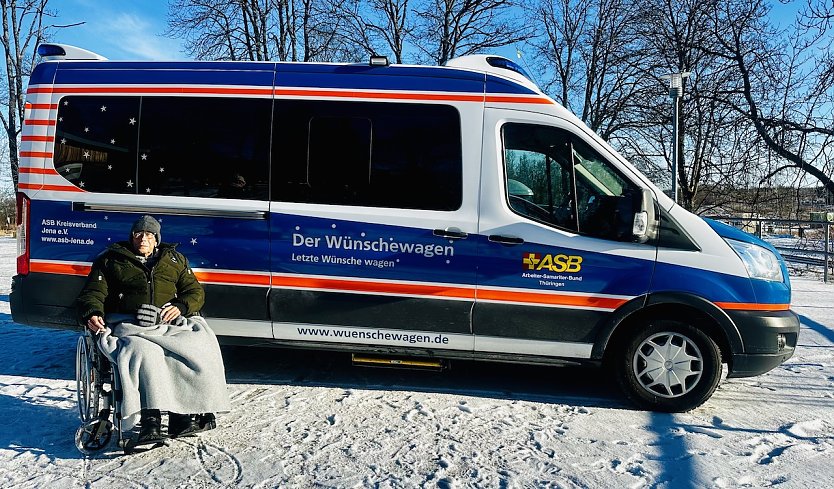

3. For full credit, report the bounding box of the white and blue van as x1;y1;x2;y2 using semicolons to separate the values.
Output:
11;44;799;411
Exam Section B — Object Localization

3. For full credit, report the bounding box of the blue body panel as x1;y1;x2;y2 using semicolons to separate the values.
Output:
703;218;770;249
54;68;276;87
275;70;484;93
31;60;538;96
29;201;270;273
651;262;757;304
29;62;57;85
703;218;792;304
485;75;539;95
270;213;478;285
28;200;797;307
476;236;654;297
46;61;277;71
277;63;478;78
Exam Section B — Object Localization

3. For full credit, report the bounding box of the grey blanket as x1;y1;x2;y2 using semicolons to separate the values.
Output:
98;315;231;431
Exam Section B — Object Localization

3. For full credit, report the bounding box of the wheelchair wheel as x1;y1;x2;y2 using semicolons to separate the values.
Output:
75;418;113;454
75;335;101;422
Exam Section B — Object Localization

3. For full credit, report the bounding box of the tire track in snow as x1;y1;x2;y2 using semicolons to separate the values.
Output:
404;399;594;486
82;472;152;488
743;418;832;466
191;438;244;485
12;458;152;489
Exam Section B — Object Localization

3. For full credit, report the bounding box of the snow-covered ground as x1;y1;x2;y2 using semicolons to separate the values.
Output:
1;236;832;488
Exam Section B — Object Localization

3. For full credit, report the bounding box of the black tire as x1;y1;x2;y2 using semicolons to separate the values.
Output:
75;418;114;454
76;335;101;422
613;320;722;412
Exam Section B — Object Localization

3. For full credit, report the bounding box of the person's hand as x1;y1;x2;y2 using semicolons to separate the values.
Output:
137;304;162;327
160;303;182;323
86;315;106;334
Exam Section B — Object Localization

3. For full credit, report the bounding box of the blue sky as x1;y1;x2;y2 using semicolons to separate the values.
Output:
44;0;526;63
47;1;184;60
43;1;802;63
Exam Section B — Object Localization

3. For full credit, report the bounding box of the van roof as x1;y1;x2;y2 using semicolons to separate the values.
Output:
31;44;542;97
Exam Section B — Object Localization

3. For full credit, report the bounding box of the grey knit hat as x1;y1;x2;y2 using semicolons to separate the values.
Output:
130;215;161;243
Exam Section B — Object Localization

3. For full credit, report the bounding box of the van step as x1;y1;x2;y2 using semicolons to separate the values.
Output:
351;354;447;371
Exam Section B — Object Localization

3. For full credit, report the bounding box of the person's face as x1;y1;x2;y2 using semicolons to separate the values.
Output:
132;231;157;257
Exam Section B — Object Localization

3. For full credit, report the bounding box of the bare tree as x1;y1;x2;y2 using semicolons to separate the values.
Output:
1;0;50;190
239;0;272;60
703;0;834;202
531;0;807;213
531;0;590;108
167;0;245;60
529;0;657;140
167;0;357;62
803;0;834;88
412;0;528;65
339;0;412;63
528;0;752;211
626;0;737;211
0;169;13;230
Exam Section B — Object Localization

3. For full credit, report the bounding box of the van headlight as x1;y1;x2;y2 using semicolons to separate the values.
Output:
725;238;784;282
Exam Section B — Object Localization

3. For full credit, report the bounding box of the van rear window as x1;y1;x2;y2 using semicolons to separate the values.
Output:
53;97;140;194
54;96;271;200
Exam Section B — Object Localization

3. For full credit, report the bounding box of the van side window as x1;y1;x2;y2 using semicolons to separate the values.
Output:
53;96;271;200
503;124;576;231
273;100;462;210
308;116;372;203
570;138;638;239
54;96;140;194
139;97;271;200
503;123;639;240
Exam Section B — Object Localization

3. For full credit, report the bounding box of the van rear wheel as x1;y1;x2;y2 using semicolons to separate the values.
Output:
615;320;722;412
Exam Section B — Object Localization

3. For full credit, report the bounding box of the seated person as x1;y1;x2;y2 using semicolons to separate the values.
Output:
77;215;230;443
218;173;249;199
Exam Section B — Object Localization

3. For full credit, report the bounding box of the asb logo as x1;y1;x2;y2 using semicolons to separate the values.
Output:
523;252;583;272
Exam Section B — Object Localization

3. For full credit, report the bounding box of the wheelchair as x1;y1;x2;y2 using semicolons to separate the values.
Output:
74;330;135;454
74;322;216;454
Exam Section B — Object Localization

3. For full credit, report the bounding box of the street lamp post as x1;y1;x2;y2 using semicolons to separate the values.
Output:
665;71;690;204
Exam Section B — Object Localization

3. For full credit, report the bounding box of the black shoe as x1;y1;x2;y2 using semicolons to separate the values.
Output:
198;413;216;431
137;410;163;444
168;413;201;438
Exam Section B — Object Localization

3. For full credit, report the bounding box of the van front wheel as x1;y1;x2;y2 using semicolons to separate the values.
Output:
615;320;722;412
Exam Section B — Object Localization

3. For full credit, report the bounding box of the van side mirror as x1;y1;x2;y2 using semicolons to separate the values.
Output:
632;188;657;243
582;189;658;243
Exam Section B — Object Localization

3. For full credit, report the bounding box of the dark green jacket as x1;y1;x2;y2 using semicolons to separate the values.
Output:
76;242;204;322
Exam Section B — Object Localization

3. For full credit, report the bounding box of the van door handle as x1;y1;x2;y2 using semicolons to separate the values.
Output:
433;228;468;239
488;235;524;245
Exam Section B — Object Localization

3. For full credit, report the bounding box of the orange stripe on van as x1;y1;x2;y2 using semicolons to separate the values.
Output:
195;271;271;286
485;95;553;105
18;183;84;192
25;86;550;105
28;262;271;287
42;184;84;192
272;275;476;299
28;86;274;96
478;289;627;309
715;302;791;311
273;88;485;103
19;167;58;174
25;103;58;109
30;261;91;276
20;151;52;158
21;135;55;142
24;119;56;126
